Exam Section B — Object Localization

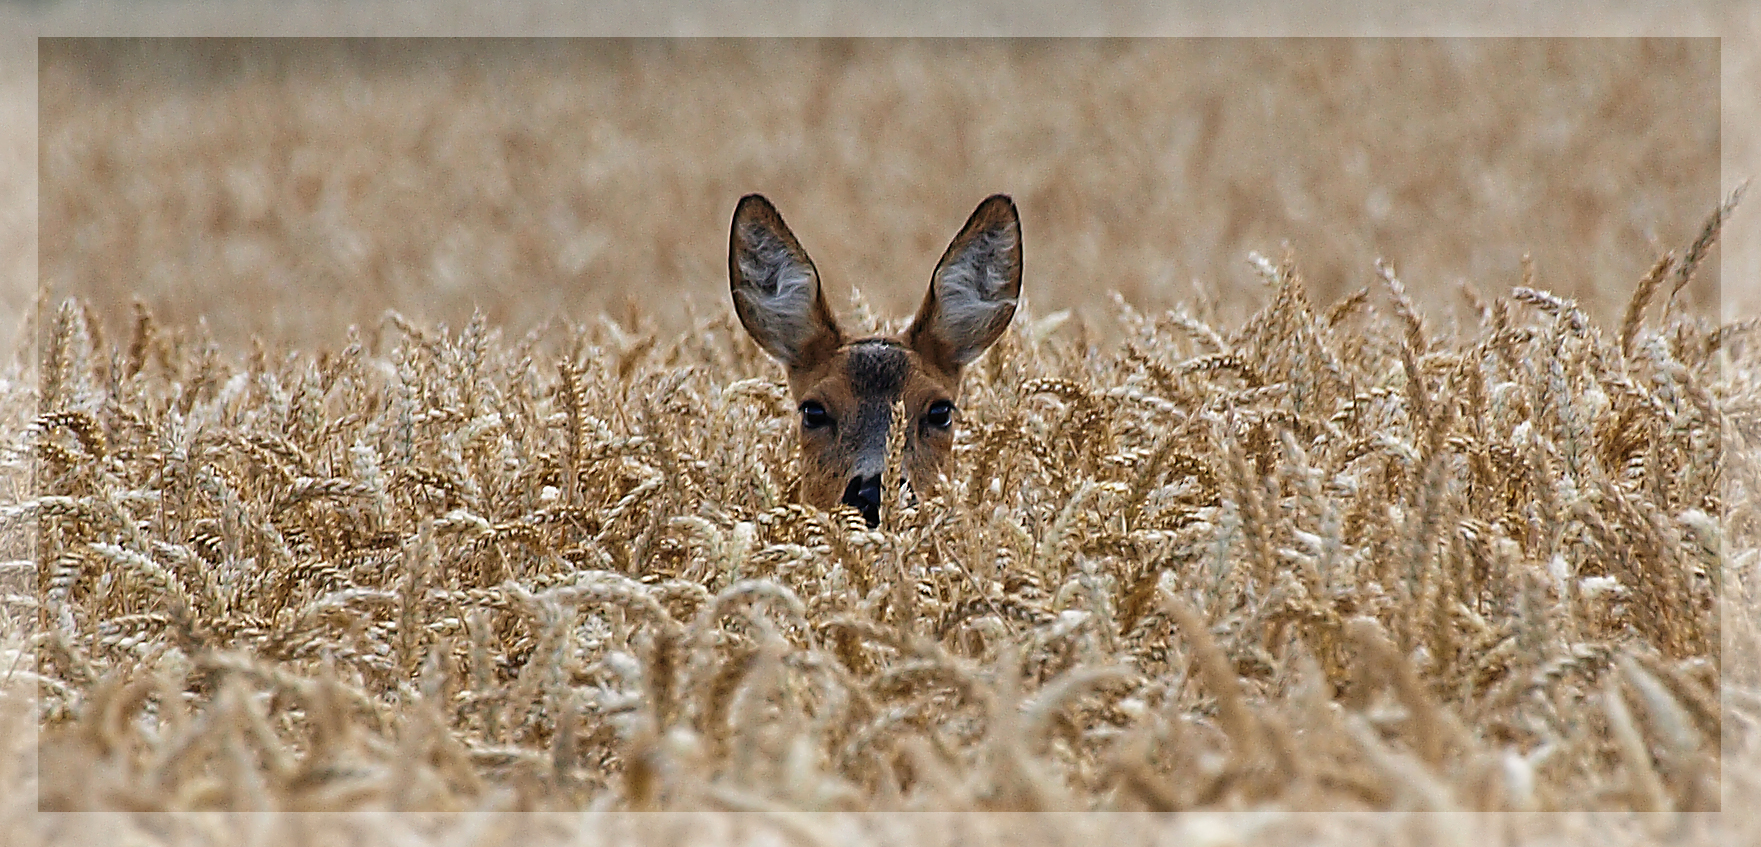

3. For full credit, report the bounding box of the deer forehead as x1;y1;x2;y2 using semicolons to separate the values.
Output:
844;340;911;395
794;339;952;405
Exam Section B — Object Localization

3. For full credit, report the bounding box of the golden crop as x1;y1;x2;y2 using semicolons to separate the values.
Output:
4;36;1756;847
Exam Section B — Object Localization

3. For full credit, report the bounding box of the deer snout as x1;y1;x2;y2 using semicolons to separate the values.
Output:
842;474;883;528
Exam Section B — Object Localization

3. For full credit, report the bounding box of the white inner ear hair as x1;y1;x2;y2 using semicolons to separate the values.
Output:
737;224;819;358
936;226;1018;340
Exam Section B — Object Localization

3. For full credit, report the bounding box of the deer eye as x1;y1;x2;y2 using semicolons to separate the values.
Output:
800;400;833;430
924;400;955;430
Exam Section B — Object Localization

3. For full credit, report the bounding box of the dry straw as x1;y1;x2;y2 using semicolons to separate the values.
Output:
2;193;1752;825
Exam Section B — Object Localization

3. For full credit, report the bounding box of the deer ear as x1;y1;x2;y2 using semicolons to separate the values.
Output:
729;194;843;369
907;194;1022;374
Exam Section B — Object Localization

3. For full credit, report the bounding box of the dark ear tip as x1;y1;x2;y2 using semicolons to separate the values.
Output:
974;194;1019;226
734;193;777;220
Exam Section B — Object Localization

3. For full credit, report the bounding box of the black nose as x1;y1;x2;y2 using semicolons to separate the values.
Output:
842;474;882;528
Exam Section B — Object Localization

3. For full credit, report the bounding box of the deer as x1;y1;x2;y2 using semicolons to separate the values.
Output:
729;193;1022;528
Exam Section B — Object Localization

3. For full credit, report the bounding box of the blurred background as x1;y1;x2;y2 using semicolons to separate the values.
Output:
29;36;1729;346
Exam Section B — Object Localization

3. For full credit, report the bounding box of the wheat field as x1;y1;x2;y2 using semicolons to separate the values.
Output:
38;39;1723;344
4;36;1760;847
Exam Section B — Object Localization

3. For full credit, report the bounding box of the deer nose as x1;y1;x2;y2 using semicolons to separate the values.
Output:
842;474;883;528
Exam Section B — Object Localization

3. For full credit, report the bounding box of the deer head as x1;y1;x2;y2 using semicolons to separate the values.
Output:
729;193;1022;527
